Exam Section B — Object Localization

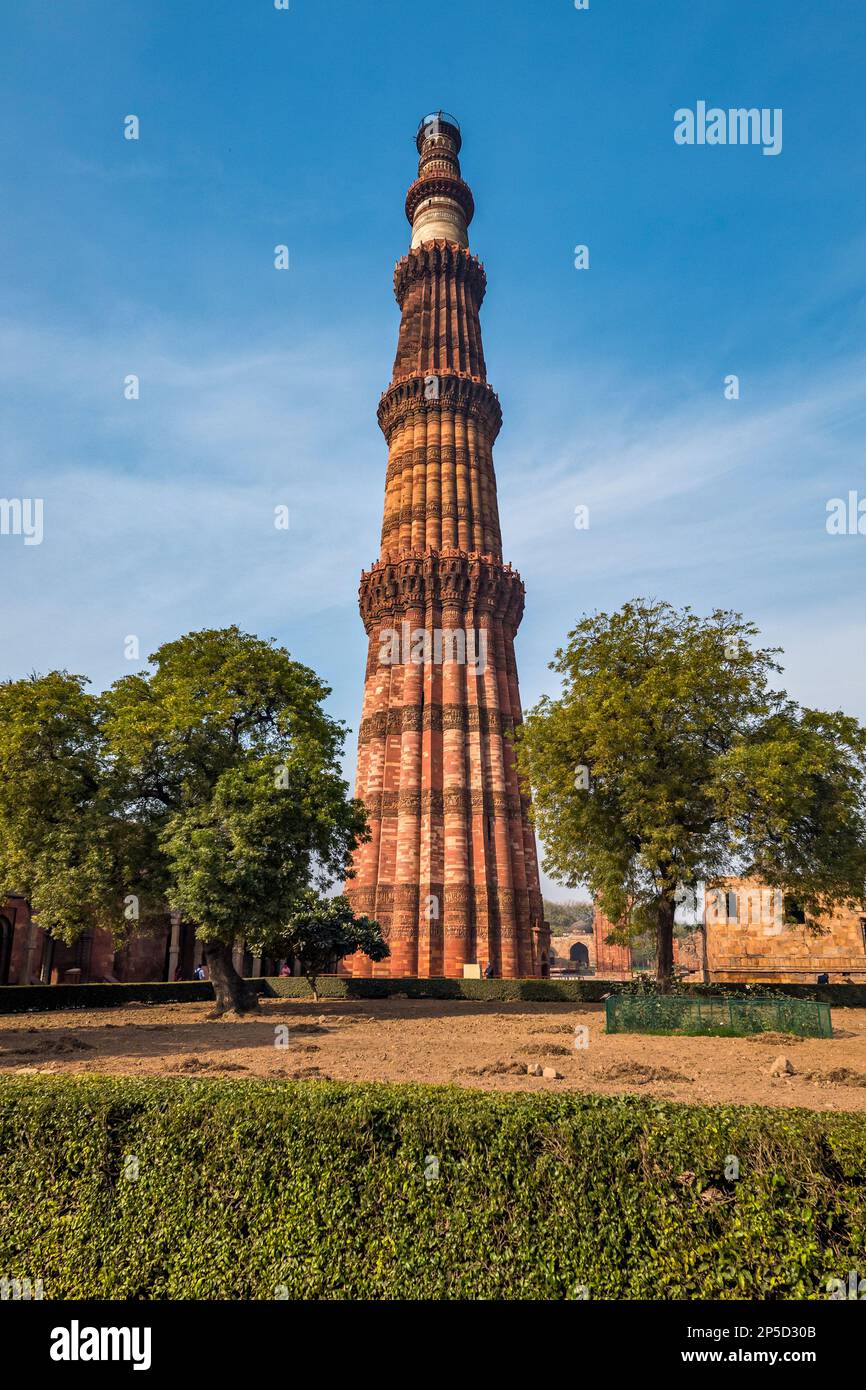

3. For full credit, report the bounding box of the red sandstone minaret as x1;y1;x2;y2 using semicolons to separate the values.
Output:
344;113;547;979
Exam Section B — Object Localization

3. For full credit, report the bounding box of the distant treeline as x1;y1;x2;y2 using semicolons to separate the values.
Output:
543;899;594;935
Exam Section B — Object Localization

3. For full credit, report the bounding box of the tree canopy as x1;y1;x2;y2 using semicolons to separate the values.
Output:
275;891;389;1000
0;629;372;1012
516;599;866;985
0;671;153;944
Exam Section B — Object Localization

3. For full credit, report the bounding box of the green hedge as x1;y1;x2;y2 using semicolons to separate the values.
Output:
0;980;217;1014
1;974;865;1014
0;977;619;1013
0;1075;864;1299
265;975;866;1007
260;975;618;1002
639;980;866;1008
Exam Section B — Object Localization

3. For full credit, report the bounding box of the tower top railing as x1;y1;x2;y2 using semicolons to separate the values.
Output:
416;112;462;152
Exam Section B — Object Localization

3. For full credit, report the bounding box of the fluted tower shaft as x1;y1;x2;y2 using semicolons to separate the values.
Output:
344;114;547;979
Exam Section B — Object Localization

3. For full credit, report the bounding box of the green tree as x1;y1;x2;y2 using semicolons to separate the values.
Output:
516;600;866;987
0;672;156;948
276;891;388;1001
101;628;369;1013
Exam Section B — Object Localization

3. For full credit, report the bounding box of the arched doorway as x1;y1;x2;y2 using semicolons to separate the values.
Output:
570;941;589;970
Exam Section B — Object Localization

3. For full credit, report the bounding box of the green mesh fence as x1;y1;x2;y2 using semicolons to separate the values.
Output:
605;993;832;1039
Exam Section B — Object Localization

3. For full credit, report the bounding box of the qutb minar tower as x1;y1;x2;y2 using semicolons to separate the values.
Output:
344;114;548;979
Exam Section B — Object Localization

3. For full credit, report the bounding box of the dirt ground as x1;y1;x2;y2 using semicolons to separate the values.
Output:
2;996;866;1110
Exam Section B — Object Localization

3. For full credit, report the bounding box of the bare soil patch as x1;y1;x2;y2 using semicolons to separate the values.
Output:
1;997;865;1110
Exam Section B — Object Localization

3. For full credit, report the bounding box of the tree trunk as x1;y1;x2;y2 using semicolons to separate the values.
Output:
699;919;710;985
656;895;676;992
204;941;258;1016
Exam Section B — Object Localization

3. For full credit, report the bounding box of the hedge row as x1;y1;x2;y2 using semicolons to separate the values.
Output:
0;976;622;1013
3;974;866;1014
261;975;618;1002
0;1075;863;1299
0;979;218;1014
668;980;866;1008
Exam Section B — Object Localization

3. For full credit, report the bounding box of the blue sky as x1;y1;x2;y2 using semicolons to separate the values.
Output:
1;0;865;901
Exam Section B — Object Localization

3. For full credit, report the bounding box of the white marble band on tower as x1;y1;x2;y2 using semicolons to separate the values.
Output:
408;112;473;249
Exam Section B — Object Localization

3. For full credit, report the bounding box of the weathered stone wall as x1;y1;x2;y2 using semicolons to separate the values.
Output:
591;908;633;979
548;931;592;972
592;882;866;984
0;897;173;985
705;878;866;983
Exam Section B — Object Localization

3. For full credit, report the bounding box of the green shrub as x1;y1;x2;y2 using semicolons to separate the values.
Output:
621;976;866;1008
0;1075;863;1300
260;975;616;1003
2;975;865;1016
0;980;217;1014
0;976;617;1014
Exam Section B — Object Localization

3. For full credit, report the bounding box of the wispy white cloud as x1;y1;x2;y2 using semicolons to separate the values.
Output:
0;315;382;696
498;357;866;577
494;356;866;726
